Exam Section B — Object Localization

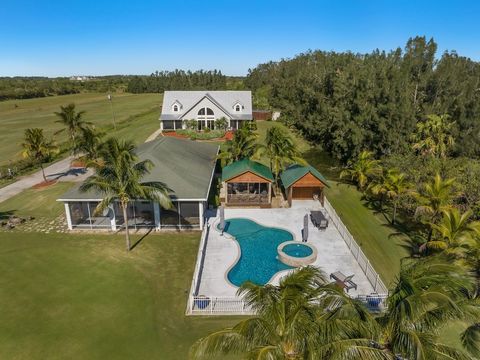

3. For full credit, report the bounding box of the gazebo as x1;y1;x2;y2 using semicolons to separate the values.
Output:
222;158;274;206
280;164;329;206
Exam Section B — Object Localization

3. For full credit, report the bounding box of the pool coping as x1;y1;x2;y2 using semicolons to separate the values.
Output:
278;241;318;267
213;216;299;288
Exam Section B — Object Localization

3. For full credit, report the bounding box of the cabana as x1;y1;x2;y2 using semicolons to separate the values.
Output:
222;159;274;206
280;164;329;206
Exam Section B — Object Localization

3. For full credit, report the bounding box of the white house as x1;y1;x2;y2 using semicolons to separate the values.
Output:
159;91;253;131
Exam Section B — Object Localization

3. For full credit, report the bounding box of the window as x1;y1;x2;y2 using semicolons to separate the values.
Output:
197;107;214;116
198;108;205;116
235;104;241;112
173;104;179;112
206;107;214;115
162;120;174;130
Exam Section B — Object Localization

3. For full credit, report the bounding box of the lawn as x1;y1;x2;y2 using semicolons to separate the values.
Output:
0;231;240;360
0;92;162;166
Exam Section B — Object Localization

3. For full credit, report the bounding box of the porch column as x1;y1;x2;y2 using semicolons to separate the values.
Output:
64;202;72;230
224;182;228;204
160;120;163;131
109;204;116;231
198;202;204;230
154;202;161;230
268;183;272;203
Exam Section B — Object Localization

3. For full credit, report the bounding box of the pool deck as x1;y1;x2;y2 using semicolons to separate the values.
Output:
197;200;375;298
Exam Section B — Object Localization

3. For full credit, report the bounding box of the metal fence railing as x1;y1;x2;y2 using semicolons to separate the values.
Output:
323;197;389;295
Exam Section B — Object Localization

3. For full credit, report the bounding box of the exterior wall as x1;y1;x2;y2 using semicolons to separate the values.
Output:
286;172;326;206
291;172;326;187
181;97;232;123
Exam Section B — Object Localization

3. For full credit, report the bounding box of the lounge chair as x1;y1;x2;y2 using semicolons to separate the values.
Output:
330;271;358;292
310;210;328;229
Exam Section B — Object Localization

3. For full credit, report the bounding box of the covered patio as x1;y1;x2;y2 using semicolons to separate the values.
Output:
280;164;329;206
221;159;274;206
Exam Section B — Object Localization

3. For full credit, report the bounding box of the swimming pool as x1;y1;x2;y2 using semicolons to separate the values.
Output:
221;218;294;286
283;243;313;257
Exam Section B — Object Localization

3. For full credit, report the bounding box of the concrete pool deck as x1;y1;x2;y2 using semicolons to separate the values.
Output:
196;200;375;298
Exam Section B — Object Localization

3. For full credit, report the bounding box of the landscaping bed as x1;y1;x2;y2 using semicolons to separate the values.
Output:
163;129;233;141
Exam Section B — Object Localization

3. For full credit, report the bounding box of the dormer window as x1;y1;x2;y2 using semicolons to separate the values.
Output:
235;104;241;112
173;104;179;112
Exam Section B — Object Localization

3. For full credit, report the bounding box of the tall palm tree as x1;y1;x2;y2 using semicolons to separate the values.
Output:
373;169;411;225
260;125;305;183
340;150;382;191
412;114;455;158
426;208;480;256
218;126;259;165
54;103;92;156
80;138;171;251
75;126;104;165
191;267;382;360
21;128;58;182
414;173;457;240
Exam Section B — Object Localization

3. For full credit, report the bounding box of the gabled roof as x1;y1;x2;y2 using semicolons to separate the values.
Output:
58;137;219;201
160;91;252;121
222;158;274;182
280;164;329;188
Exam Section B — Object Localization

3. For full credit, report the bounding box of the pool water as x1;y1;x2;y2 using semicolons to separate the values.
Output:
221;218;294;286
283;243;313;258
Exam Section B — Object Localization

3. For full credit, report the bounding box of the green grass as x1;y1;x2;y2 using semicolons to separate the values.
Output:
0;231;239;360
324;182;409;285
0;93;162;166
0;182;75;220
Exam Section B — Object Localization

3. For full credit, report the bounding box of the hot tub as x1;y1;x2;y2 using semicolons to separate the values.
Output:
277;241;317;267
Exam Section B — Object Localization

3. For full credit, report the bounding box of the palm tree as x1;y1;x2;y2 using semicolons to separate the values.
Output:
414;173;456;240
412;114;455;158
75;126;104;165
191;267;381;360
340;150;382;191
218;126;259;165
54;103;92;156
376;169;411;225
80;138;171;251
373;258;478;359
426;208;480;256
260;126;305;183
21;128;58;182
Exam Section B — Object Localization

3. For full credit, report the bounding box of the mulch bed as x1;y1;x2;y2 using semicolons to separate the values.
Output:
162;130;234;142
32;179;57;189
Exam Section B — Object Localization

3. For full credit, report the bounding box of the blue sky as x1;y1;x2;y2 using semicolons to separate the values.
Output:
1;0;479;76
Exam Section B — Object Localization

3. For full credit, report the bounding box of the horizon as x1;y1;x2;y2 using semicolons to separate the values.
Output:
1;0;480;77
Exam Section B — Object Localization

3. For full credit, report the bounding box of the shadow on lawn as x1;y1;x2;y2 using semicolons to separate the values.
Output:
0;210;15;220
130;228;153;251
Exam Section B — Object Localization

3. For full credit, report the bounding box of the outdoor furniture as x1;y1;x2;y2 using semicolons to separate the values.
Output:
310;210;328;229
330;271;358;292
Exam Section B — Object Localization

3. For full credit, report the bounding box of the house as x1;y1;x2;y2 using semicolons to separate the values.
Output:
280;164;329;206
221;159;274;207
57;137;219;231
160;91;253;131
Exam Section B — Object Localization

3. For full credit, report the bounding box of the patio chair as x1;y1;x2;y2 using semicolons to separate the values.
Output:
330;271;358;292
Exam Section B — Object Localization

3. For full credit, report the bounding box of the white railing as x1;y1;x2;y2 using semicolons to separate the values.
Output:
323;197;389;295
190;296;254;315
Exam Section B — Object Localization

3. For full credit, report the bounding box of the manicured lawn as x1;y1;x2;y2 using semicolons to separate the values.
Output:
324;182;410;285
0;182;75;220
0;231;240;359
0;93;162;166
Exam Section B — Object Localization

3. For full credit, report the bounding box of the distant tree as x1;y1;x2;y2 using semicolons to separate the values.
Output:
80;138;171;251
412;114;455;158
75;126;104;165
21;128;58;182
214;117;228;131
218;127;259;165
340;151;382;191
260;125;304;183
54;103;92;156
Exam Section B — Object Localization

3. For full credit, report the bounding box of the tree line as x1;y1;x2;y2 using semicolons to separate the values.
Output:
0;76;131;101
126;69;227;93
246;36;480;162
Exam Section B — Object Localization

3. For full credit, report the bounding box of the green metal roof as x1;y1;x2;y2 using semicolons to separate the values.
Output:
222;158;274;182
58;137;219;201
280;164;329;188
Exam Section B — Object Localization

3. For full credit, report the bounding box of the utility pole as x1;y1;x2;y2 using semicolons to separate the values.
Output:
107;94;116;130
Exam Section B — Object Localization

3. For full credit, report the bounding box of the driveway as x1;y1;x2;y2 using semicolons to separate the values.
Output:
0;156;93;203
